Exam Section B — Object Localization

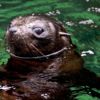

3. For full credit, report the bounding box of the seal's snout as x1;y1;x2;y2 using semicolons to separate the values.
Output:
8;27;17;35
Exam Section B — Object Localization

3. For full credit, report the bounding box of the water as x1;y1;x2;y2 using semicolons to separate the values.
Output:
0;0;100;99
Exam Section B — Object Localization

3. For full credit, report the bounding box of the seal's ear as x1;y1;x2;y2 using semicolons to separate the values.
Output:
59;31;72;46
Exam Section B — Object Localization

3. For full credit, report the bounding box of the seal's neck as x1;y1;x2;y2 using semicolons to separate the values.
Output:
7;41;74;60
6;44;75;75
8;47;68;60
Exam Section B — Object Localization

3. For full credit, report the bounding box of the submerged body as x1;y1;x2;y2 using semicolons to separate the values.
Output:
0;15;99;100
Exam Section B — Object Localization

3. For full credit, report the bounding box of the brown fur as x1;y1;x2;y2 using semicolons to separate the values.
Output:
0;15;99;100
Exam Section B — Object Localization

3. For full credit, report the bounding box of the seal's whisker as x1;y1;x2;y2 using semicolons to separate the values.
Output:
24;39;36;55
19;34;32;55
20;35;44;56
30;43;45;56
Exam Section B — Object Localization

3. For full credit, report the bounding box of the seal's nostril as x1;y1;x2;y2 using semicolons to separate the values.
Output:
9;28;17;34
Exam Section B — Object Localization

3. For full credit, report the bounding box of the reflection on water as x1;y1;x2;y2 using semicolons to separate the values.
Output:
87;7;100;13
0;0;100;99
81;50;94;57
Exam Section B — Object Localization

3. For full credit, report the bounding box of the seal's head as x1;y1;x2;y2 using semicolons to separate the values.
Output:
6;15;72;58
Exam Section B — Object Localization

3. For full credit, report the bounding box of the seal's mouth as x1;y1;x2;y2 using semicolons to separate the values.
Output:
7;46;68;60
6;39;45;57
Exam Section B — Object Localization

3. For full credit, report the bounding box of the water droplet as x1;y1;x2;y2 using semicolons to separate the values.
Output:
41;93;50;99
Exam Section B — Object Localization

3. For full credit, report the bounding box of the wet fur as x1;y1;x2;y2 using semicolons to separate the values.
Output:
0;15;100;100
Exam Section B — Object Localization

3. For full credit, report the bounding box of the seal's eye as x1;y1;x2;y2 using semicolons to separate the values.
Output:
33;27;44;35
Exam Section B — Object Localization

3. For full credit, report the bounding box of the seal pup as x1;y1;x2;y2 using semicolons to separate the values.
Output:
5;15;83;75
0;15;100;100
